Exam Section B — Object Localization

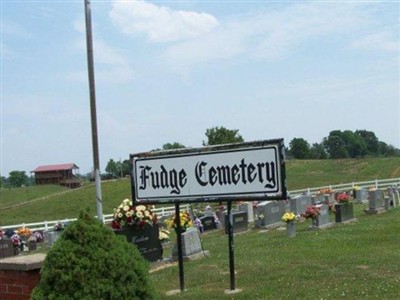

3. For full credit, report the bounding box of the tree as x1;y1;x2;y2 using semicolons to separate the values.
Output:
355;130;379;155
289;138;310;159
203;126;244;146
310;143;328;159
120;159;131;177
162;142;186;150
378;142;400;157
323;131;349;159
105;159;119;178
341;130;368;158
8;170;28;188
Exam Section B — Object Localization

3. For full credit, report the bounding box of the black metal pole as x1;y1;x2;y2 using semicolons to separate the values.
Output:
84;0;103;222
227;200;235;290
175;203;185;291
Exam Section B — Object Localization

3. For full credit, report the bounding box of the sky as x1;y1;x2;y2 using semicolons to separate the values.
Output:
1;0;399;177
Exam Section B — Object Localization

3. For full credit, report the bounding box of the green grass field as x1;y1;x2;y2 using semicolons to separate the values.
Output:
1;157;399;225
151;204;400;299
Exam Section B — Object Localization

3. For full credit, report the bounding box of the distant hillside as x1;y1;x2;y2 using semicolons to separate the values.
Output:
1;157;399;225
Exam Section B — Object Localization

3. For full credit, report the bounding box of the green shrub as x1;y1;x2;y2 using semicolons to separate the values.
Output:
32;210;157;300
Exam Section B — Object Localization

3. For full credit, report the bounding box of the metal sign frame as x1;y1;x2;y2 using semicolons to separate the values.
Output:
130;139;287;205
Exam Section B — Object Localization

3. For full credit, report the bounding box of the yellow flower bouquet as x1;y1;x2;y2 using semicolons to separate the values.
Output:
281;212;297;223
165;211;193;233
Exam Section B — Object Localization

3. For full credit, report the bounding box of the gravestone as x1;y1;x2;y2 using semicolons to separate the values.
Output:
203;210;215;217
313;204;333;228
365;189;385;214
43;230;62;248
172;227;203;260
0;239;15;258
224;211;248;234
355;188;368;204
313;194;334;204
199;215;217;232
387;187;399;207
115;224;162;262
238;202;254;222
289;195;312;215
335;202;355;223
254;201;285;228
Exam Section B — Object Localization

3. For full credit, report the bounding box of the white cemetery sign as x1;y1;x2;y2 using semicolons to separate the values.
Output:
131;139;287;204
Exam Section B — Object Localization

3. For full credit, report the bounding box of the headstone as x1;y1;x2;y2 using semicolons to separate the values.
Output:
199;215;217;232
172;227;203;259
0;239;15;258
365;189;385;214
203;210;215;217
355;188;368;204
313;204;333;228
238;202;254;222
313;193;335;205
323;194;335;204
289;195;312;215
254;201;285;228
115;224;162;262
384;196;394;210
224;211;248;234
387;187;398;207
335;202;355;223
43;231;62;248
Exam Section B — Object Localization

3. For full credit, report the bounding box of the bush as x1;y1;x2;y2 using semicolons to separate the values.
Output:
32;210;157;300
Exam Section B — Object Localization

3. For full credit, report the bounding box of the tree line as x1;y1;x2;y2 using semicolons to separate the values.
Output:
2;127;398;187
288;129;399;159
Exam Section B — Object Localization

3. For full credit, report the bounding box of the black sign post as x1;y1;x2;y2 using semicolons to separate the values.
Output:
175;203;185;292
227;200;235;290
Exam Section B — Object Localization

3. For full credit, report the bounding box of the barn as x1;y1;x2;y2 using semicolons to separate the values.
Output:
31;163;81;188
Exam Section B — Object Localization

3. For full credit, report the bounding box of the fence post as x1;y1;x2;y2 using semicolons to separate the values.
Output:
45;221;48;231
375;179;378;189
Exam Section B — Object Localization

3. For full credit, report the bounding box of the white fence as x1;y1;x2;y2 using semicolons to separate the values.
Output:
2;204;190;232
288;177;400;197
3;177;400;231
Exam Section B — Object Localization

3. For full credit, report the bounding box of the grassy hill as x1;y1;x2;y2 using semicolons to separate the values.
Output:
1;157;399;226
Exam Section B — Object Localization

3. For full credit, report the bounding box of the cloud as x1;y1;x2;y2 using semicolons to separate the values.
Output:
351;30;399;52
67;20;135;84
161;2;373;72
1;20;32;38
109;0;219;43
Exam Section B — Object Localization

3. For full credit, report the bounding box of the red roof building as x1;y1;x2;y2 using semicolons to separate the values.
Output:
31;163;81;188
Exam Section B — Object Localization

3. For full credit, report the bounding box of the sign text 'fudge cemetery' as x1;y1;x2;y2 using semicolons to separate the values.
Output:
131;140;286;203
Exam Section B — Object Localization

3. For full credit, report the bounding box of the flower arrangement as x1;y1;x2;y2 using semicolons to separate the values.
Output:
159;227;170;243
368;186;377;191
281;212;297;223
301;206;321;220
165;211;193;233
336;192;351;204
353;185;361;191
17;226;31;239
54;222;65;231
10;234;21;247
317;187;334;195
111;199;157;229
